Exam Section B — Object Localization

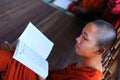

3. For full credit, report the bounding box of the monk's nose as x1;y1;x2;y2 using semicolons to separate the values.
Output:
76;37;81;43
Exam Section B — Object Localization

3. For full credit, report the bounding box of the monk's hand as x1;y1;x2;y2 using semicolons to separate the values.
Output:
38;75;45;80
0;41;14;51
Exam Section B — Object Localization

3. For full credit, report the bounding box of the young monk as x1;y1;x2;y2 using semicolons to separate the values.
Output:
46;20;117;80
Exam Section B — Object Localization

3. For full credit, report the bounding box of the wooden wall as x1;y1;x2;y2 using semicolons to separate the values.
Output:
102;26;120;80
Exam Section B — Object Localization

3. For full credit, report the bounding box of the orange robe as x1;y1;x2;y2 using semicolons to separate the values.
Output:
82;0;104;9
68;0;104;11
0;49;38;80
47;63;102;80
67;0;104;21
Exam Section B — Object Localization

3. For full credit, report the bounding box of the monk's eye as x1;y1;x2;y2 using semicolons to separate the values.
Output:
81;34;87;41
83;35;88;41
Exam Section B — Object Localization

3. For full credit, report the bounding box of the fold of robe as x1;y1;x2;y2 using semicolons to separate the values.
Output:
68;0;104;11
82;0;104;9
0;49;38;80
47;63;102;80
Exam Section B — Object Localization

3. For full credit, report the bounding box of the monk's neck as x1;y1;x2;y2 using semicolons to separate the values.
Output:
77;57;102;71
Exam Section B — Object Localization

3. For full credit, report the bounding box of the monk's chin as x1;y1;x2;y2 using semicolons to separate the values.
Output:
75;49;81;55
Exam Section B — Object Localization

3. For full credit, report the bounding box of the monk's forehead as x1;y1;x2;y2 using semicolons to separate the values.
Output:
83;22;98;34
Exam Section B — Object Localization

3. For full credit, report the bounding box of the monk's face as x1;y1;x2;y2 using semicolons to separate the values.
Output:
75;22;99;58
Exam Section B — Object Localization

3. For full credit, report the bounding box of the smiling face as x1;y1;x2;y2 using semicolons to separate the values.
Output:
75;22;100;58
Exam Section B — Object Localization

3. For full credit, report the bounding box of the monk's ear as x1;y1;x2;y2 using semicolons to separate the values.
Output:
96;48;105;55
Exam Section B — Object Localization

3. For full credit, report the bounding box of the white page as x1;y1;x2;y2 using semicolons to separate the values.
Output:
53;0;73;9
18;22;54;59
13;40;48;79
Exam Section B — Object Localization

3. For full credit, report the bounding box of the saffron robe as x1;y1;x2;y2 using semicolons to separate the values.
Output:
67;0;104;21
68;0;104;11
0;49;38;80
47;63;102;80
82;0;104;9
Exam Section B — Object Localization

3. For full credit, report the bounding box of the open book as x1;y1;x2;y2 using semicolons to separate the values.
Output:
13;22;54;79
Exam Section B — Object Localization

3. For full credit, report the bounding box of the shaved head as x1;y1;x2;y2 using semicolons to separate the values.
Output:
92;20;117;51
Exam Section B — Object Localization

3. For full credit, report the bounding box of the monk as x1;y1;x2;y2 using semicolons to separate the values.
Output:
0;41;44;80
102;0;120;29
67;0;106;21
46;20;117;80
